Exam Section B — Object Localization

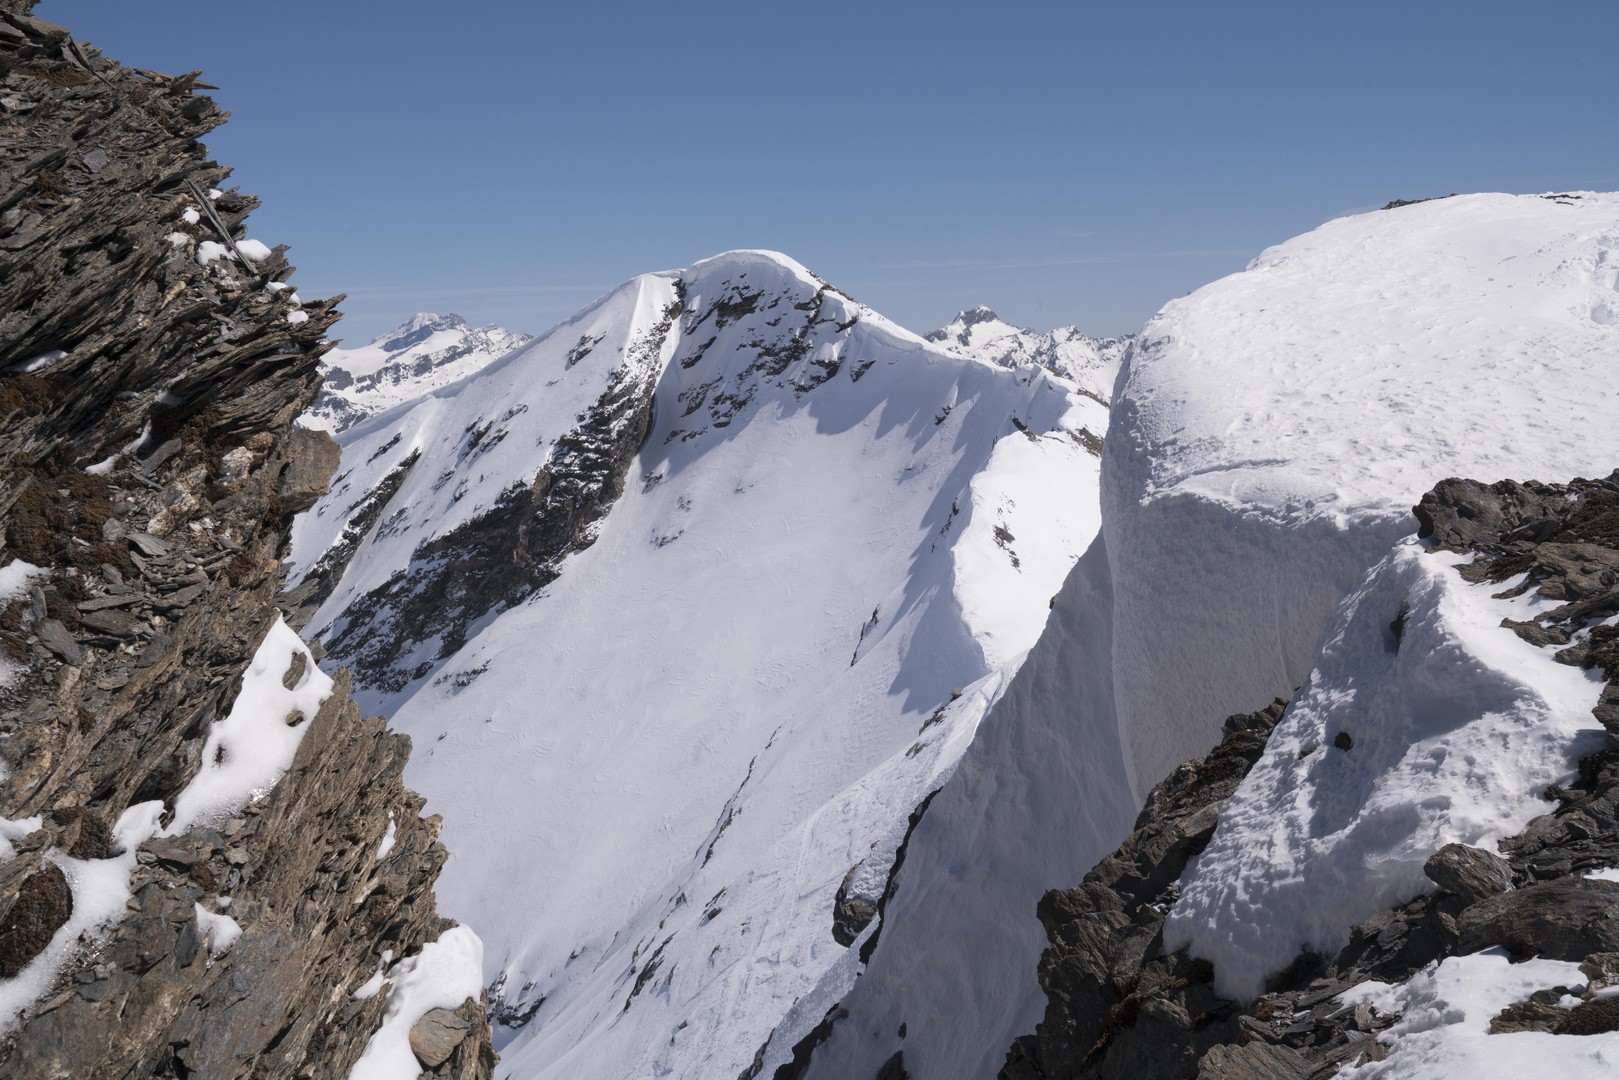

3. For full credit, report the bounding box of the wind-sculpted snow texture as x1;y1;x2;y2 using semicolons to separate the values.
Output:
808;192;1619;1080
1105;191;1619;796
288;251;1107;1078
302;313;531;434
927;305;1126;409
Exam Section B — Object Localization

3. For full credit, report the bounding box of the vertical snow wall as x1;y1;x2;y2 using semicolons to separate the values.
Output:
810;191;1619;1078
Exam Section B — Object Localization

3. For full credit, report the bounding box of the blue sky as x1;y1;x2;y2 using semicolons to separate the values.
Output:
45;0;1619;344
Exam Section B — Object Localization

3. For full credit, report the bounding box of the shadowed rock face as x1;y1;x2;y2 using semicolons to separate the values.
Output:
1000;469;1619;1080
0;4;493;1076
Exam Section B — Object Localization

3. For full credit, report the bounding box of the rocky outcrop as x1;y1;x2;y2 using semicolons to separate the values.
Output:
1004;469;1619;1078
0;5;493;1076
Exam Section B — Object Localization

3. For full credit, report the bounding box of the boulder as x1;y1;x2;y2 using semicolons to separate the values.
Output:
1423;843;1514;903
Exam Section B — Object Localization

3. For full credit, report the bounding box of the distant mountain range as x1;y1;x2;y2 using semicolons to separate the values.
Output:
302;313;532;433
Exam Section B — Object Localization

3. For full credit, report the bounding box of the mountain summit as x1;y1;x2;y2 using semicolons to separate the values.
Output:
286;250;1108;1078
303;313;531;433
926;305;1128;404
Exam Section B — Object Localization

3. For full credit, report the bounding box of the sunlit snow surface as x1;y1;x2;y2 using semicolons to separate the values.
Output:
1106;191;1619;794
1337;950;1619;1079
813;192;1619;1079
1166;542;1609;1000
291;251;1105;1078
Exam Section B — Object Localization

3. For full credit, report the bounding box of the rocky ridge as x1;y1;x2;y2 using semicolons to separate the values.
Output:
0;4;493;1076
1001;469;1619;1080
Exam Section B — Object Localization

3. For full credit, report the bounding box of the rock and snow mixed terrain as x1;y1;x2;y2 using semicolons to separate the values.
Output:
926;305;1127;407
287;251;1108;1078
805;191;1619;1078
302;313;531;434
282;192;1619;1079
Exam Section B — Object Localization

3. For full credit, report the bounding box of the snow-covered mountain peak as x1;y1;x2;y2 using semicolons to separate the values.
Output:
302;311;532;433
283;248;1107;1079
926;305;1128;404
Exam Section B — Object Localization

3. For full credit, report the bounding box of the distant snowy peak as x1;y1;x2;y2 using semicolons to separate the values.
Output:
302;312;531;433
926;305;1127;404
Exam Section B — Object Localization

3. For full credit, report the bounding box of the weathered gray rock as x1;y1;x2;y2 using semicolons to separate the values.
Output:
277;428;341;514
410;1006;473;1067
1195;1041;1310;1079
0;4;494;1075
1456;879;1619;961
1424;843;1514;903
33;619;81;664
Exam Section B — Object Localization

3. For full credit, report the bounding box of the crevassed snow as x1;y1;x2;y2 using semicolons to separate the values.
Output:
1337;949;1619;1079
163;616;332;836
348;927;484;1080
1165;539;1609;1000
291;250;1105;1079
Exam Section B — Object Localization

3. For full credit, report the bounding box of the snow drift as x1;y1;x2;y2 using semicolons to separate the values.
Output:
813;191;1619;1076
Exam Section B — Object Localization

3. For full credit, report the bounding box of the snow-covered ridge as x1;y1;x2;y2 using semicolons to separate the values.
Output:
808;191;1619;1077
302;313;531;434
926;304;1127;407
286;250;1107;1079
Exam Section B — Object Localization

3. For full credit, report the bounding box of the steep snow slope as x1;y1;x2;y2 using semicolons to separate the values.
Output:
287;252;1107;1078
927;305;1126;406
810;191;1619;1077
302;312;530;433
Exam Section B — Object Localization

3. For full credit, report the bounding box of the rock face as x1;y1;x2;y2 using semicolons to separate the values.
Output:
1003;469;1619;1078
0;5;494;1076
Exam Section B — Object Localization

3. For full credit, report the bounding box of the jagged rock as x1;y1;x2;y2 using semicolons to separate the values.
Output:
1010;470;1619;1079
1455;879;1619;961
0;4;494;1075
277;427;341;514
1423;843;1514;903
1194;1041;1309;1079
832;861;878;947
1555;997;1619;1036
1490;1000;1569;1034
33;619;81;664
0;859;70;977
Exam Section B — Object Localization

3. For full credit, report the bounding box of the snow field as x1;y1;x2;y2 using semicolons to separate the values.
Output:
817;192;1619;1076
1104;192;1619;793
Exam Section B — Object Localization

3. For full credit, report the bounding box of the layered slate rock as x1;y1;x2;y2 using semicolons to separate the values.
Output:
0;4;494;1075
1002;469;1619;1078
